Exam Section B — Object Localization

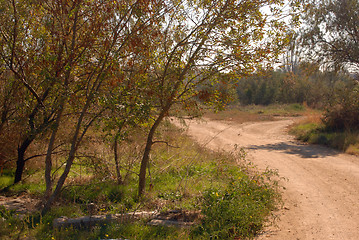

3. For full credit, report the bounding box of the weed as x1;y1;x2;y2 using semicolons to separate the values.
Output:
0;206;25;239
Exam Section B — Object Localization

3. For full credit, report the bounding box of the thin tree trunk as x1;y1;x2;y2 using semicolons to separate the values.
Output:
42;100;88;215
14;138;33;183
44;107;64;198
44;130;55;197
113;123;126;185
138;108;169;197
114;135;122;184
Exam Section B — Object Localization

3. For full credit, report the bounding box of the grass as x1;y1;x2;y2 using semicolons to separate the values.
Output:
289;115;359;155
241;103;307;116
0;120;282;240
205;103;319;123
0;169;13;189
193;171;280;239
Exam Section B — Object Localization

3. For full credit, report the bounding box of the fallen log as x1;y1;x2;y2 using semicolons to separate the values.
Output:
53;211;156;228
53;209;201;229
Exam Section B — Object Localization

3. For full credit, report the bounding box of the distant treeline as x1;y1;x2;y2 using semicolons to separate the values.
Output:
235;63;354;108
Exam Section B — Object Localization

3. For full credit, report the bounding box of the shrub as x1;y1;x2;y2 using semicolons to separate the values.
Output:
194;173;279;239
290;118;359;154
323;81;359;130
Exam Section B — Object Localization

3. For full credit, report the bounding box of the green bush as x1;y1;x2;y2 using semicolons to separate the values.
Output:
0;206;22;239
194;174;279;239
290;122;322;142
308;134;328;145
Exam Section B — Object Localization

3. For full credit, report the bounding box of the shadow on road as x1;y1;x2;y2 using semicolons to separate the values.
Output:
246;141;340;159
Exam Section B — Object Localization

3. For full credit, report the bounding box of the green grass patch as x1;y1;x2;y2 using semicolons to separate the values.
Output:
193;173;280;239
243;103;307;116
290;121;359;155
0;174;13;189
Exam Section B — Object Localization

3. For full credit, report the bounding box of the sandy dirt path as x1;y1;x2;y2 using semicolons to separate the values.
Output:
177;118;359;240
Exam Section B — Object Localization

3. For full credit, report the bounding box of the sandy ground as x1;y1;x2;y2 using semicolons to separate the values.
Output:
176;117;359;240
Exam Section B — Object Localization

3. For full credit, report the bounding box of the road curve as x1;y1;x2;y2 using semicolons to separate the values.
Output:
178;118;359;240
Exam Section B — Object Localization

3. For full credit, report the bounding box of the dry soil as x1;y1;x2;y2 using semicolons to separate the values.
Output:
177;117;359;240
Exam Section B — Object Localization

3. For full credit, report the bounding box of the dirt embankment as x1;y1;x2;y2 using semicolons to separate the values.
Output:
178;118;359;240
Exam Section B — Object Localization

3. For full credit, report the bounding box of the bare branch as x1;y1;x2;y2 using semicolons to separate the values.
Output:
152;140;180;148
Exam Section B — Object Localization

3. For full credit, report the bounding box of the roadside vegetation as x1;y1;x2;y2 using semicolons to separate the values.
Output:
287;0;359;155
0;122;281;240
290;112;359;156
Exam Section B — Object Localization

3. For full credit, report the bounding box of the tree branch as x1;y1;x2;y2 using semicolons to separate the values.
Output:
152;140;180;148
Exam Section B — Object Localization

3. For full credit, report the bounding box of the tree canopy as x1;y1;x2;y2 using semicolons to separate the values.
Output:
302;0;359;71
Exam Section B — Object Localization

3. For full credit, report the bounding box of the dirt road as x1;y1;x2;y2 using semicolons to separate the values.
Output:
179;118;359;240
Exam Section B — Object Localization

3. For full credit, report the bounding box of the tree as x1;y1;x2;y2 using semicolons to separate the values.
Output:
302;0;359;129
1;0;163;210
0;0;62;184
0;66;22;170
41;0;164;213
302;0;359;70
136;0;299;197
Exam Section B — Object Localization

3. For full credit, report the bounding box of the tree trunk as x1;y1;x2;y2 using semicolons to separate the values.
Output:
42;125;80;215
44;109;63;198
114;135;122;185
14;137;33;183
113;123;125;185
42;150;76;215
44;131;56;198
138;108;168;197
42;91;91;215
